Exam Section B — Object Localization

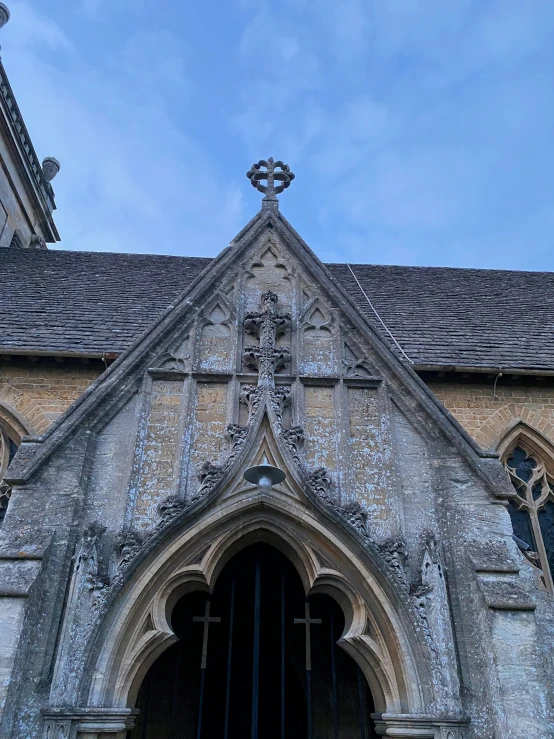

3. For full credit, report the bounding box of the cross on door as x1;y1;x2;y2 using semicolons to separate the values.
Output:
193;599;221;669
294;600;322;671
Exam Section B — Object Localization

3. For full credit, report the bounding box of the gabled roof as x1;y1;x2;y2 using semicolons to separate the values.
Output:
5;209;512;504
0;249;210;355
0;241;553;370
329;263;554;371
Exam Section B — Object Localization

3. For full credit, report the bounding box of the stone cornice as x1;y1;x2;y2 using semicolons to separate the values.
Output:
0;58;59;242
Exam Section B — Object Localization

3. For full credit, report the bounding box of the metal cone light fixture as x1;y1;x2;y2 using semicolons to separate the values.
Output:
244;456;286;488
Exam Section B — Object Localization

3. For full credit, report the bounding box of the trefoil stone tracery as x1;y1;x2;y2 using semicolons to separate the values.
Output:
503;443;554;593
0;424;20;526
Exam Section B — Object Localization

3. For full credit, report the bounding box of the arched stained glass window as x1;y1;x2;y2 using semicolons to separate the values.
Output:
503;444;554;593
0;425;18;525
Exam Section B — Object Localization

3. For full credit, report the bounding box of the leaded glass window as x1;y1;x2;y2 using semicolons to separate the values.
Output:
504;444;554;593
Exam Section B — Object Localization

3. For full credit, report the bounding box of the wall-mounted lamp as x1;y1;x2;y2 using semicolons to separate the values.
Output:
244;457;286;489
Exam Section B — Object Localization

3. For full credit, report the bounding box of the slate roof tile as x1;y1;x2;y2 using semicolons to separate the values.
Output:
329;263;554;370
0;249;552;370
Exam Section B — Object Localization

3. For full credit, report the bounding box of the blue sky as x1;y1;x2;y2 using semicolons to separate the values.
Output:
2;0;554;268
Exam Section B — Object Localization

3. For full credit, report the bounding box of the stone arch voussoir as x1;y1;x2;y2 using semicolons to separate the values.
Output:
475;402;553;451
0;382;46;437
496;419;554;465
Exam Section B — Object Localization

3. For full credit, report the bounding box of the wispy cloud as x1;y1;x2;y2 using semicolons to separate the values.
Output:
314;0;371;63
1;0;553;271
5;1;73;52
3;1;244;256
78;0;146;19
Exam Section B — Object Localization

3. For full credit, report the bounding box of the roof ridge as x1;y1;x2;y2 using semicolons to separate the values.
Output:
1;249;548;278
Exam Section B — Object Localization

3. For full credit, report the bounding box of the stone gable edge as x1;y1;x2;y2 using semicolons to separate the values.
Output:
5;208;513;502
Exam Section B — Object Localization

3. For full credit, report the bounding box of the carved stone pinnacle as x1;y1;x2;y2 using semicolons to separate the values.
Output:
0;4;9;30
42;157;60;182
246;157;295;208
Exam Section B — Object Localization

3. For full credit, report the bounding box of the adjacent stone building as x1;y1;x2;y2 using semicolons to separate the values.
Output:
0;12;552;739
0;4;59;252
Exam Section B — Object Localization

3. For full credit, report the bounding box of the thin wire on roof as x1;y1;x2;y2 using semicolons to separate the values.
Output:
346;264;413;364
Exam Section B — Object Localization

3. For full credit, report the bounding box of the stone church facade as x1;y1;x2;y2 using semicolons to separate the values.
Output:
0;12;553;739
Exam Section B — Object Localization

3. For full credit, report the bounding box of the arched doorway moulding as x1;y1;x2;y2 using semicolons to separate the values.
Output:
80;493;437;720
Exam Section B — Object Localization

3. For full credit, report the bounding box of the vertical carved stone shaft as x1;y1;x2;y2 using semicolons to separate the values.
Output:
259;291;278;386
243;291;291;388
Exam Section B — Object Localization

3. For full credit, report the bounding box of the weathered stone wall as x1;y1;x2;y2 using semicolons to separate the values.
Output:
0;220;552;738
2;362;553;459
426;379;554;451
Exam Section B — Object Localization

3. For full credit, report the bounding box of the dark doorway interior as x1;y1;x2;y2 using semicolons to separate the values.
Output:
130;543;377;739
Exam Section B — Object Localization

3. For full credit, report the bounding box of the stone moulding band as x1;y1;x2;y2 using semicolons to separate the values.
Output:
41;708;137;737
372;713;469;738
40;709;469;737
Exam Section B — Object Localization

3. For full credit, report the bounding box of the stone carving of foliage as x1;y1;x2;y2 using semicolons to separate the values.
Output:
306;466;335;503
244;292;290;340
42;721;71;739
243;292;291;378
243;344;291;374
227;423;249;447
378;537;409;589
110;529;145;580
269;386;291;418
340;500;369;536
194;422;252;499
157;495;186;527
240;384;263;421
304;466;411;594
196;460;224;494
226;424;250;463
282;425;305;467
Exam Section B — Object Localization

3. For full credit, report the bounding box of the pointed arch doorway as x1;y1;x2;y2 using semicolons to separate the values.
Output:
130;543;377;738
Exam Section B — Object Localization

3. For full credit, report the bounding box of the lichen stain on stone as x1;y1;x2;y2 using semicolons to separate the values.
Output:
347;387;387;511
134;379;183;529
304;385;338;472
301;329;337;376
199;323;232;373
188;382;228;497
4;217;554;739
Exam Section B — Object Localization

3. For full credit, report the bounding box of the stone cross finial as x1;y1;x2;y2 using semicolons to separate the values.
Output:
246;157;295;209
